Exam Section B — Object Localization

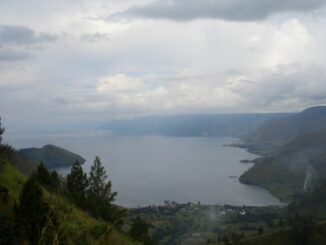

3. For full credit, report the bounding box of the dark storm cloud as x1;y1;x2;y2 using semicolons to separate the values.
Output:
111;0;326;22
0;49;30;62
0;25;58;46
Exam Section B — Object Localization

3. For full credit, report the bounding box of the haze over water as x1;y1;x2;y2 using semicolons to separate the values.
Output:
7;131;282;207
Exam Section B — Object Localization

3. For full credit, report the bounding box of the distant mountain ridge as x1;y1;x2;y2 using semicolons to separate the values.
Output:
19;144;85;169
101;113;293;137
247;106;326;145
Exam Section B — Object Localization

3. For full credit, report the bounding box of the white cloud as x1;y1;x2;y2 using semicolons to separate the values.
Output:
97;74;147;94
265;19;313;67
1;1;326;131
80;72;245;114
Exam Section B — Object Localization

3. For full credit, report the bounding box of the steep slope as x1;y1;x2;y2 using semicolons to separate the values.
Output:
247;106;326;146
19;144;85;169
240;130;326;202
288;179;326;218
0;155;138;245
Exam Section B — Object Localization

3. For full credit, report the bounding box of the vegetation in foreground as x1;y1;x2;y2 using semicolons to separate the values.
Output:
0;151;142;244
0;118;150;244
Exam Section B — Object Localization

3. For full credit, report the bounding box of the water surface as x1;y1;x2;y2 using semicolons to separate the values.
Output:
7;131;282;207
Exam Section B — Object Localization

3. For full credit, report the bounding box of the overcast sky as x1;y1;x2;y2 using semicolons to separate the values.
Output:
1;0;326;132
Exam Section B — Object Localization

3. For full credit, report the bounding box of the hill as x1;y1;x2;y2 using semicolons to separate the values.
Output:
247;106;326;146
239;106;326;201
19;144;85;170
240;129;326;202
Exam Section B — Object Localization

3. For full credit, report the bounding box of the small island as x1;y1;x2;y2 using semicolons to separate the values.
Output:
19;144;85;169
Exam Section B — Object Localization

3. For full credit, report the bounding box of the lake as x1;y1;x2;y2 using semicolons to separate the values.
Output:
7;131;282;207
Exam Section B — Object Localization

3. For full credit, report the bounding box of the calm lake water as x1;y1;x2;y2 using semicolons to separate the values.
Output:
7;131;282;207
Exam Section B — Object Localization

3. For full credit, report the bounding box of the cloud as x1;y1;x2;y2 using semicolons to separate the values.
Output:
110;0;326;22
0;25;59;64
97;74;147;96
260;19;314;68
87;73;244;113
0;49;30;62
226;63;326;111
80;33;110;43
72;62;326;115
2;0;326;133
0;25;58;46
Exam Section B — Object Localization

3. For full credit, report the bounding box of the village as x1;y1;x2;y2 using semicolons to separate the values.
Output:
127;200;283;244
131;200;265;217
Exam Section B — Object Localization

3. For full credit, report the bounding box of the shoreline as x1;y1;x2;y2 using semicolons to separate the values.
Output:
226;141;289;205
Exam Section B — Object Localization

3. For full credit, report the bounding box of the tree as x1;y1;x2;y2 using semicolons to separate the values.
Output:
222;235;230;245
0;213;15;245
88;156;117;203
290;215;315;245
88;156;117;219
279;219;284;228
129;217;155;245
35;162;51;187
14;177;48;244
0;117;5;145
50;170;61;193
66;160;88;204
258;226;264;235
34;163;61;193
15;177;65;244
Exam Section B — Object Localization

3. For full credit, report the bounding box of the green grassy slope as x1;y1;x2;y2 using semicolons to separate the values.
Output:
0;158;138;245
